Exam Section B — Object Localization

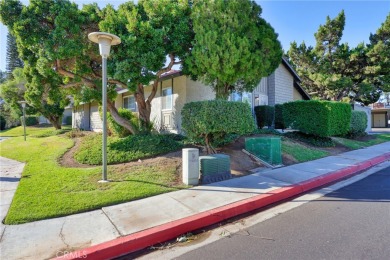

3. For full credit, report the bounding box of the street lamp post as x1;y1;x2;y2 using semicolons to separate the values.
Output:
88;32;121;183
18;101;27;141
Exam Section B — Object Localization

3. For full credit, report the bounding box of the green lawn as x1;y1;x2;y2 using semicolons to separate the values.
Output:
0;127;186;224
0;124;71;137
333;134;390;149
282;139;330;162
75;133;183;165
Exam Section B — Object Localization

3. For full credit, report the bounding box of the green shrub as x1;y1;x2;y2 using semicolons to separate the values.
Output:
32;129;70;138
64;116;72;125
21;116;39;126
0;115;6;130
349;110;367;137
284;131;335;147
107;108;139;137
274;104;285;129
75;134;183;165
182;100;255;151
283;100;351;137
65;129;86;139
252;128;281;135
254;105;274;128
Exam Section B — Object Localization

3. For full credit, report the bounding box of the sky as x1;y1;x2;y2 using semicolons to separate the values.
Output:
0;0;389;72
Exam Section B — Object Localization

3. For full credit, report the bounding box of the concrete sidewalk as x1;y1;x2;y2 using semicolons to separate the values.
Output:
0;142;389;260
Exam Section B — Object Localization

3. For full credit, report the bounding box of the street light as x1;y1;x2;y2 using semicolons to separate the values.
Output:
18;101;27;141
88;32;121;183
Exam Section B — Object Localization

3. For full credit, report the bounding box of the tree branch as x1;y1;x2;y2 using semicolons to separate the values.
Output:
62;82;84;89
108;79;127;88
56;60;96;88
147;54;181;102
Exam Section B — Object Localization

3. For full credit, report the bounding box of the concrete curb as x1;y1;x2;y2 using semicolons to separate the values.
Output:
54;153;390;260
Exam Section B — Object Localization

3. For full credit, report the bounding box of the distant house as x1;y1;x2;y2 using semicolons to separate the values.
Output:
72;58;310;133
370;102;390;128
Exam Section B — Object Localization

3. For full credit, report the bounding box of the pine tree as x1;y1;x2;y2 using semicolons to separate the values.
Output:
5;33;23;79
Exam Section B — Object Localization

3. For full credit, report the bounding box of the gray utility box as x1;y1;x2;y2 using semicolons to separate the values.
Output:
199;153;231;184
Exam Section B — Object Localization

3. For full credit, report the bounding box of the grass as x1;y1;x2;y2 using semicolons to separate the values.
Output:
282;139;330;162
332;134;390;149
0;124;71;137
75;133;184;165
0;127;186;224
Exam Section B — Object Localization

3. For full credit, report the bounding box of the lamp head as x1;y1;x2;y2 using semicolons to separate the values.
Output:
88;32;121;58
18;101;27;108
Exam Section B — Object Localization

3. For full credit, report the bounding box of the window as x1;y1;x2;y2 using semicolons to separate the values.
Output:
162;87;172;110
123;95;137;112
230;91;252;107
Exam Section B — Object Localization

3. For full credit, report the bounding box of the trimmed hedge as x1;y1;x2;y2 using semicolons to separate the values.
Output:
107;108;139;138
349;110;367;136
21;116;39;126
254;105;274;128
283;100;351;137
274;104;285;129
182;100;255;147
0;115;5;130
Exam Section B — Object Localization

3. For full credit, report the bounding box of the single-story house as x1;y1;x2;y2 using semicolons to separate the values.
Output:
72;57;310;133
38;105;73;125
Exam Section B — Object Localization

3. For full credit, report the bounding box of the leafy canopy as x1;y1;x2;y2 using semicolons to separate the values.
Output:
186;0;282;99
287;11;390;105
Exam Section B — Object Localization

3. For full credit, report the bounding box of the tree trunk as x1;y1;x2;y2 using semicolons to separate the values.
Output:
48;116;62;130
204;134;217;154
135;83;152;132
107;100;138;135
215;81;230;100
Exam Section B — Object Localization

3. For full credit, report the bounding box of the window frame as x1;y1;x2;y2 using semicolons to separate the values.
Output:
162;86;173;111
123;95;137;112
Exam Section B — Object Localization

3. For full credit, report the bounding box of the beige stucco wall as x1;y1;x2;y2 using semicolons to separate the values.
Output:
115;93;124;109
185;77;215;102
144;75;187;133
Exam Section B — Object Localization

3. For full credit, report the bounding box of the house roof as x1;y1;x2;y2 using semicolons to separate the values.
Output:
159;70;183;81
114;60;311;100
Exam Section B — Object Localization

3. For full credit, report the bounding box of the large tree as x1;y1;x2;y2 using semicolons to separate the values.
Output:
5;32;23;79
185;0;282;99
0;68;25;127
99;0;192;129
367;13;390;94
0;0;192;133
287;11;389;105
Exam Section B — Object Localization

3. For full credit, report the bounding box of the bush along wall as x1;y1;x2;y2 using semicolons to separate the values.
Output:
20;116;39;126
182;100;255;153
107;108;139;138
283;100;351;137
274;104;285;130
0;115;6;130
349;110;367;137
254;105;274;128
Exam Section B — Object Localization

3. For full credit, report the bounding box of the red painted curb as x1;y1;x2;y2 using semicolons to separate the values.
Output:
54;154;389;260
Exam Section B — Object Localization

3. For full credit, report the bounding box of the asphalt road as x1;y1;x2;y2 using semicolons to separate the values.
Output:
176;165;390;260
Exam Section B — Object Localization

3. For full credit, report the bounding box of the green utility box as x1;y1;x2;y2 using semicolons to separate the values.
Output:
199;154;231;184
245;137;282;165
